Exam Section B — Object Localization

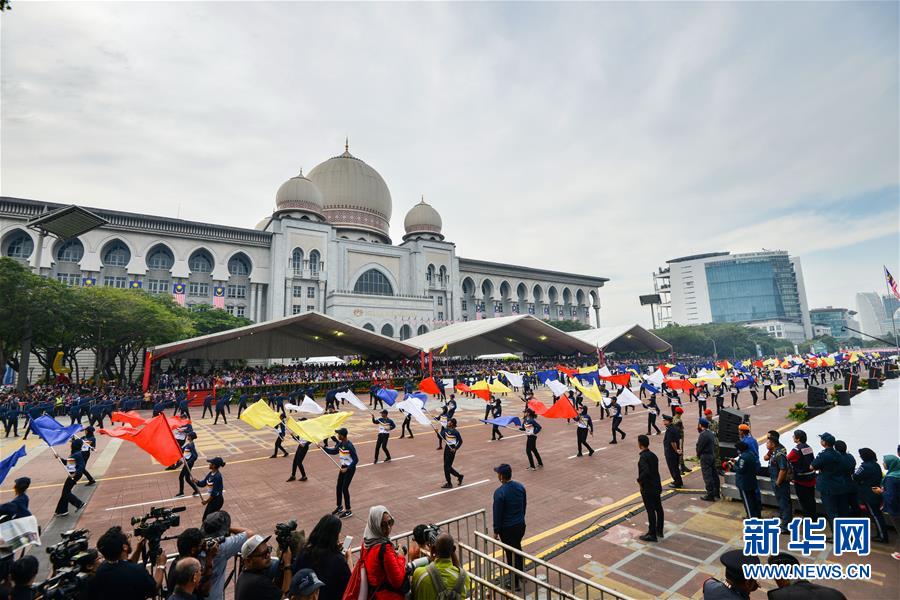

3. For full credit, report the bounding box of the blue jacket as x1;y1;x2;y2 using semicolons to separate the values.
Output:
492;481;526;532
199;471;223;497
812;447;845;495
0;495;30;520
734;449;760;492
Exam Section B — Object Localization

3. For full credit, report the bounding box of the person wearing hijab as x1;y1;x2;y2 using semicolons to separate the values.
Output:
852;448;888;544
873;455;900;558
361;506;408;599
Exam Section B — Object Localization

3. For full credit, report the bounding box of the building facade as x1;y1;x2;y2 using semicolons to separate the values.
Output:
662;250;812;342
0;144;607;339
809;307;859;340
855;292;899;341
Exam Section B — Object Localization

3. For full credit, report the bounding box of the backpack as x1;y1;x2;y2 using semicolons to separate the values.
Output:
423;563;467;600
341;545;370;600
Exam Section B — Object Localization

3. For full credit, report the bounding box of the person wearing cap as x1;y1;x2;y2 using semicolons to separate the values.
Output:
661;415;683;488
322;427;358;518
0;477;31;520
738;424;759;459
636;434;664;542
371;409;396;464
834;440;859;517
575;404;595;457
673;406;690;474
766;552;847;599
492;463;526;590
701;548;759;599
764;431;792;533
642;392;662;435
80;425;97;485
410;533;470;600
54;437;86;517
812;432;845;530
696;418;719;501
202;510;253;600
271;413;290;459
786;429;817;518
175;431;201;497
194;457;226;520
235;534;292;600
439;417;465;487
290;568;326;600
734;440;761;518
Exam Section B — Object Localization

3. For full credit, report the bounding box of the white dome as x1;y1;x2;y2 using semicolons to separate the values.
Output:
255;216;271;230
275;170;325;218
403;198;444;241
308;142;392;242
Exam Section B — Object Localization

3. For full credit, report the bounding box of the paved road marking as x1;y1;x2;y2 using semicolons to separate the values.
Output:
417;479;490;500
488;433;526;442
566;447;607;459
356;455;415;469
104;491;219;511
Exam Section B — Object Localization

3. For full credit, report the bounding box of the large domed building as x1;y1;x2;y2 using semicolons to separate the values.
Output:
1;143;607;338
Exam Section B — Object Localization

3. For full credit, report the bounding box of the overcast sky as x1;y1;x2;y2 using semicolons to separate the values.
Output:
2;1;898;328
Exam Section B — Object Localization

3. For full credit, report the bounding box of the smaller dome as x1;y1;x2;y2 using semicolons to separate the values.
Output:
255;216;271;230
275;169;326;218
403;197;444;241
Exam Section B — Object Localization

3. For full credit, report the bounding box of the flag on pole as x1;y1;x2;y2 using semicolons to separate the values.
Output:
213;286;226;309
375;387;399;407
886;266;900;300
336;390;367;410
99;415;182;466
439;343;448;354
480;416;522;428
615;388;643;408
285;396;324;414
542;396;578;419
0;446;26;486
111;411;147;427
239;400;282;429
173;283;186;306
546;379;569;397
287;412;352;443
599;373;631;387
30;416;82;447
498;370;523;388
395;400;431;426
526;399;549;415
419;377;442;395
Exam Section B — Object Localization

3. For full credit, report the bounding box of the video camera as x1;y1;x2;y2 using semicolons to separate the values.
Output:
275;520;297;552
47;529;90;570
37;530;97;600
413;523;441;548
131;506;186;562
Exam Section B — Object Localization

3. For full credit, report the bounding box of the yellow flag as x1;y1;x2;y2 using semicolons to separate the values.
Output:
288;411;352;443
578;364;599;374
470;380;490;391
488;380;512;394
570;377;604;403
771;384;786;392
439;343;448;354
239;400;282;429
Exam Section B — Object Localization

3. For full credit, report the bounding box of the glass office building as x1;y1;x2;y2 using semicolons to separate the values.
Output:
810;307;858;340
706;253;803;325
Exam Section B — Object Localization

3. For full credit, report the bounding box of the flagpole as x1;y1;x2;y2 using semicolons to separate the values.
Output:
886;266;900;352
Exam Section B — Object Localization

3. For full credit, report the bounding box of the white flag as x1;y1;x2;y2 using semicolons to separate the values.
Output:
286;396;324;414
645;368;664;386
499;370;524;388
546;379;569;397
395;399;431;426
599;365;612;377
0;515;41;553
616;387;642;407
336;390;367;411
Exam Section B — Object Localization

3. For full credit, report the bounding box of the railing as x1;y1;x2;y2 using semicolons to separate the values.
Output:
350;508;488;561
467;531;632;600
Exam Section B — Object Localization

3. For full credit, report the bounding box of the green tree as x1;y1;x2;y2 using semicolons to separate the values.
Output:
187;304;252;336
545;319;592;332
652;322;796;359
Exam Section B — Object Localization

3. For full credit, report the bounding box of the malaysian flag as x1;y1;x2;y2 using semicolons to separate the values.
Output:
173;283;186;306
213;285;225;309
886;266;900;301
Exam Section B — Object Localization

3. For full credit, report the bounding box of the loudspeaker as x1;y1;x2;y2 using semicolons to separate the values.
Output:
719;441;740;460
843;373;858;391
807;386;829;407
836;390;851;406
868;378;880;390
718;407;749;443
806;405;832;419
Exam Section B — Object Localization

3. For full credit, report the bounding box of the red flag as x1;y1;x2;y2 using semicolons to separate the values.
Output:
472;389;491;402
111;411;145;427
527;399;549;415
100;414;182;466
141;351;153;392
555;365;577;377
541;396;577;419
753;360;763;368
664;378;695;392
168;416;192;429
419;377;441;395
659;364;671;376
600;373;631;387
455;383;472;393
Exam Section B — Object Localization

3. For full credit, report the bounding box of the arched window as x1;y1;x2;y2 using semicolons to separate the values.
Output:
353;269;394;296
147;246;174;270
417;325;429;335
4;232;33;259
308;250;321;275
426;264;435;284
102;241;130;267
399;324;412;340
363;323;375;332
381;324;394;338
439;265;447;284
291;248;304;275
228;254;251;276
189;250;213;273
56;239;84;263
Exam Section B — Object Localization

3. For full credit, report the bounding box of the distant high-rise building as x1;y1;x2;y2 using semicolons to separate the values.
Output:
856;292;899;341
809;307;859;340
660;250;812;343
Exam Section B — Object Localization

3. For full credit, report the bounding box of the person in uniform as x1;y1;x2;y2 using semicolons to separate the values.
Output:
433;407;449;450
766;552;848;599
608;396;626;444
439;417;464;488
701;549;759;599
213;394;228;425
399;405;414;439
286;420;311;482
194;457;226;520
662;415;683;488
575;405;594;457
270;414;290;458
236;394;248;419
175;431;200;497
371;409;395;464
643;394;661;435
79;426;97;486
520;409;543;471
733;440;761;518
812;432;847;531
54;438;85;517
786;429;818;518
489;397;504;441
201;394;214;419
5;402;20;437
764;431;793;533
636;435;664;542
0;477;31;520
445;395;457;420
696;418;720;501
738;424;759;459
322;427;358;518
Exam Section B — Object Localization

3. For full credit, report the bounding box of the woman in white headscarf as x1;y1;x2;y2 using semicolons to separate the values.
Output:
362;505;408;599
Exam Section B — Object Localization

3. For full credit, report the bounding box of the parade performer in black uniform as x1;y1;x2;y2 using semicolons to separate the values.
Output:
322;428;357;518
439;418;464;488
271;414;289;458
608;396;626;444
201;394;213;419
175;431;200;497
286;421;310;482
575;405;594;457
399;406;414;439
521;409;543;470
490;397;504;441
372;409;395;463
80;426;97;486
54;438;85;517
195;457;225;520
662;415;683;488
643;394;661;435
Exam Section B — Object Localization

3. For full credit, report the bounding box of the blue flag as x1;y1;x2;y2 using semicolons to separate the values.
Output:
536;370;559;384
30;415;83;447
574;372;600;385
0;446;26;486
405;392;428;405
735;379;753;390
670;363;688;375
481;416;522;428
376;388;399;407
2;365;14;386
641;382;660;394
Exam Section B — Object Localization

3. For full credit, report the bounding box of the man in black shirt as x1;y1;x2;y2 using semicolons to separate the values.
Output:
235;534;292;600
662;415;683;488
636;435;664;542
9;555;38;600
168;557;202;600
86;526;166;600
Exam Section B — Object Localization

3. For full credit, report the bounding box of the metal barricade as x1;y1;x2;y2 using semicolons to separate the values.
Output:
350;508;489;560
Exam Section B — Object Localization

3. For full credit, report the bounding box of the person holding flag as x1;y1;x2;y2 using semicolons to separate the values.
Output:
286;420;311;482
608;395;626;444
490;397;504;441
642;393;662;435
194;457;226;520
54;437;86;517
270;414;290;458
322;427;358;518
575;404;594;457
79;426;97;486
371;409;395;464
175;431;200;497
439;417;464;488
399;405;414;439
520;409;543;471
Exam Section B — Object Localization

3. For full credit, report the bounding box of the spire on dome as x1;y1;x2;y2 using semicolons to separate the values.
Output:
341;137;353;158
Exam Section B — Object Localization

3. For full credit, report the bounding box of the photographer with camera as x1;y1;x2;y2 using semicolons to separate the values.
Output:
235;534;291;600
200;511;252;600
85;526;165;600
410;533;469;600
166;528;215;599
292;515;351;600
360;506;407;600
408;524;439;562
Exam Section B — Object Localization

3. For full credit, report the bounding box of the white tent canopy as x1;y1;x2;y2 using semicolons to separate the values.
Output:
569;324;671;353
405;315;597;356
149;311;419;361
